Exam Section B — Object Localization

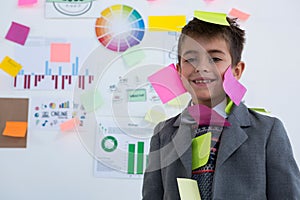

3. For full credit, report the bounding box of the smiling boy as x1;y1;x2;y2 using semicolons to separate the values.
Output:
142;16;300;200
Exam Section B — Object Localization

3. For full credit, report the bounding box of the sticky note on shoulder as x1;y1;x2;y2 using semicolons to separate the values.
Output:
194;10;229;26
0;56;23;77
147;63;187;104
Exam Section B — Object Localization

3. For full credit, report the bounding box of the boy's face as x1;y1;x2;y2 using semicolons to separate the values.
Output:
178;35;233;107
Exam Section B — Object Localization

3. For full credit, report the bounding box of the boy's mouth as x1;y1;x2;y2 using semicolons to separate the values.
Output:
191;78;215;85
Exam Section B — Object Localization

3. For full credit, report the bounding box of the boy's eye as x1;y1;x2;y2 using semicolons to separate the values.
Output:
185;57;198;63
209;57;221;63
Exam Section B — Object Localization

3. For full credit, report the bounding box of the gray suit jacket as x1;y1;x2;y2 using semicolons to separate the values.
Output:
142;103;300;200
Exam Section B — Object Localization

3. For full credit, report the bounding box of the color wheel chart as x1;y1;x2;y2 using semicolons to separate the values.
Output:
95;4;145;52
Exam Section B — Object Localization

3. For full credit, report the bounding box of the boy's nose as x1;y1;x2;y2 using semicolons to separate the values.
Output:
194;65;209;73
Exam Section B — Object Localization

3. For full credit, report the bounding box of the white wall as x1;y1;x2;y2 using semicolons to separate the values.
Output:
0;0;300;200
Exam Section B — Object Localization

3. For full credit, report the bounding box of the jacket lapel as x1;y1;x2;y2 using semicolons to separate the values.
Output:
216;102;251;167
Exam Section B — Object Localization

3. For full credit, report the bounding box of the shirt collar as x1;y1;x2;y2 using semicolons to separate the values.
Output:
189;98;228;118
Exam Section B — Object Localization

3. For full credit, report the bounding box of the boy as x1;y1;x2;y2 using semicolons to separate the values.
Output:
142;16;300;199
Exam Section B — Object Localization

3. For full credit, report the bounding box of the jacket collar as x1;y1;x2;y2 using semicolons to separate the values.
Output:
171;102;251;176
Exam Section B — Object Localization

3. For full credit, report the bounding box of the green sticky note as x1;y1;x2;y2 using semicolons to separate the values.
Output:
249;108;271;114
192;132;211;170
177;178;202;200
122;46;146;67
225;99;234;115
194;10;230;26
80;90;103;113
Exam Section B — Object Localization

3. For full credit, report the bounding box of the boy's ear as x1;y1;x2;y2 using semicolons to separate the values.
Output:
176;63;181;73
232;61;245;80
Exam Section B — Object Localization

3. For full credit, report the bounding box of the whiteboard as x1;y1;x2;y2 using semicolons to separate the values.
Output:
0;0;300;199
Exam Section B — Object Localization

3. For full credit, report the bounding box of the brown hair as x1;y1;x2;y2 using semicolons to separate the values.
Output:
177;17;246;67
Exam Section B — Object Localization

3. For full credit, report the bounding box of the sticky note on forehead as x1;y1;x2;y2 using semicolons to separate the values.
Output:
194;10;229;26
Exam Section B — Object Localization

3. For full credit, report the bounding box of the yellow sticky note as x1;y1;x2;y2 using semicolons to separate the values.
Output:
144;108;167;124
167;93;190;108
80;90;103;112
0;56;22;77
50;43;71;62
192;132;211;170
194;10;229;26
60;117;80;132
249;107;271;114
2;121;28;138
148;15;186;32
177;178;201;200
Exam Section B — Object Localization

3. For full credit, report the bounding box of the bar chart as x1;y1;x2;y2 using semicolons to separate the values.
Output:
13;56;94;90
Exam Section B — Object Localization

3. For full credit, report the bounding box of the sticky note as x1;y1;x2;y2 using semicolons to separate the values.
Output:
122;46;146;67
148;63;187;104
80;90;103;112
148;15;186;32
249;108;270;114
177;178;201;200
5;22;30;45
228;8;250;21
0;56;23;77
194;10;229;26
188;104;231;127
50;43;71;62
60;118;80;132
192;132;211;170
144;108;168;124
18;0;38;6
2;121;28;138
167;93;190;107
223;66;247;106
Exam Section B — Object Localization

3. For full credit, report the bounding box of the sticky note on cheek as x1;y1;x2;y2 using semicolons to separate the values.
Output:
147;63;187;104
192;132;211;170
0;56;23;77
223;66;247;106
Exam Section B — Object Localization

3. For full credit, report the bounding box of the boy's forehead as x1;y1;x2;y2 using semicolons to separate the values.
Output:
180;35;229;54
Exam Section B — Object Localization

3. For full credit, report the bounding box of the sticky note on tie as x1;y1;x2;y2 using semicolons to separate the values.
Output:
2;121;28;138
188;104;231;127
177;178;201;200
228;8;250;21
60;118;80;132
18;0;38;6
192;132;211;170
148;63;187;104
223;66;247;106
0;56;23;77
80;90;103;112
148;15;186;32
194;10;229;26
50;43;71;62
5;21;30;45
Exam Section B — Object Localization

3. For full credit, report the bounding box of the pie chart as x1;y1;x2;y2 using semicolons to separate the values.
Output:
95;4;145;52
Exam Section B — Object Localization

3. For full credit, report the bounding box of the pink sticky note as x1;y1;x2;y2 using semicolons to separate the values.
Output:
148;64;187;104
228;8;250;21
188;104;231;127
5;22;30;45
223;67;247;106
50;43;71;62
18;0;38;6
60;118;80;132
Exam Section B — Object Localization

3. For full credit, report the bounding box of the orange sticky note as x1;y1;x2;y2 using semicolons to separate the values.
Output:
2;121;28;138
60;118;80;132
228;8;250;21
0;56;23;77
50;43;71;62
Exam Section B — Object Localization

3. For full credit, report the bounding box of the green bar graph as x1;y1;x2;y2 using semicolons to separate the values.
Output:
128;144;135;174
137;142;144;174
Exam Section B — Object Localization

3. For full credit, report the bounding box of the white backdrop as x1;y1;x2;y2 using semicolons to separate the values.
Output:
0;0;300;199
